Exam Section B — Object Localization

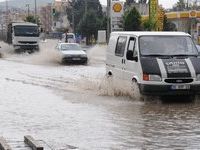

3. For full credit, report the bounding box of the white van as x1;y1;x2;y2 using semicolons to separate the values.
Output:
106;32;200;97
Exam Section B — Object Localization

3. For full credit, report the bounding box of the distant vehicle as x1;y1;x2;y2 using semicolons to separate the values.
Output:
6;22;40;52
56;43;88;64
48;32;63;39
106;31;200;99
61;33;76;43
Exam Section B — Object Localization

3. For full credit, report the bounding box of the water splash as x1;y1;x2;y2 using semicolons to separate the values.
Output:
0;41;15;57
0;40;62;65
76;76;143;100
87;44;107;66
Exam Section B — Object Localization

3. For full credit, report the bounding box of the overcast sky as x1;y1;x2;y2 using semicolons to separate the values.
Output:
100;0;178;8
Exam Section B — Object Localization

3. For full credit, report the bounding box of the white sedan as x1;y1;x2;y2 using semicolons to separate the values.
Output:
56;43;88;64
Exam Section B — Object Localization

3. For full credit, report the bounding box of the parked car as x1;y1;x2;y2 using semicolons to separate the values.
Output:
56;43;88;64
106;31;200;99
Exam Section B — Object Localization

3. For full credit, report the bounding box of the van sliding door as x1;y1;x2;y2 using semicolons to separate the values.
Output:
114;36;127;79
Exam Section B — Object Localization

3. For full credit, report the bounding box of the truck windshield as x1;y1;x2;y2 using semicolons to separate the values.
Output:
139;36;198;56
14;25;39;37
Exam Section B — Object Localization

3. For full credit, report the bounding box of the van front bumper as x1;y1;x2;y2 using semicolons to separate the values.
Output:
139;84;200;96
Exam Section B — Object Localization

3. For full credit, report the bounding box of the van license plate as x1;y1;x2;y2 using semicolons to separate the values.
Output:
171;85;190;90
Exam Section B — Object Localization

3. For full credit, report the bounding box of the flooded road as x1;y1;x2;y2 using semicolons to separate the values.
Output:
0;40;200;149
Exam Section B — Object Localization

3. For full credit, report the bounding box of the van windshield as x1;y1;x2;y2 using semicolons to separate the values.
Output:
139;36;198;56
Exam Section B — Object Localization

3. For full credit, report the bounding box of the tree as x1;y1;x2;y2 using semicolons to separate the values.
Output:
173;0;200;10
125;0;136;6
100;16;107;30
142;19;155;31
163;15;177;31
124;0;136;8
138;0;148;3
24;15;40;25
77;10;101;45
123;7;141;31
67;0;103;33
173;0;186;11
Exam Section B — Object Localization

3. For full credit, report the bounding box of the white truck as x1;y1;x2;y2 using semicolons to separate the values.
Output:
6;22;40;52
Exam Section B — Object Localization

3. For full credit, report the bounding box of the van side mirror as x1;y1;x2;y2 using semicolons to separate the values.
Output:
127;50;138;62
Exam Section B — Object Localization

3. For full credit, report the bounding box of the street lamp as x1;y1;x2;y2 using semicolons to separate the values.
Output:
71;0;77;32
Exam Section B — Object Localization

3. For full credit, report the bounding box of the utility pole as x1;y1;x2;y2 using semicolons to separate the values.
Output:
186;0;189;10
5;0;8;25
72;1;75;32
70;0;78;32
34;0;37;24
26;4;30;16
106;0;111;43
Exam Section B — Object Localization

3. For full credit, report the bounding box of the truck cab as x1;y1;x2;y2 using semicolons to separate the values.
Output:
7;22;40;52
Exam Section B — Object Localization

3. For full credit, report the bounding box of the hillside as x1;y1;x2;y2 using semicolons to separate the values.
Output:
0;0;53;10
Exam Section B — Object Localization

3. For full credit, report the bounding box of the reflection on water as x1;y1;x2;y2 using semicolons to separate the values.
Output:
61;75;200;149
103;97;200;149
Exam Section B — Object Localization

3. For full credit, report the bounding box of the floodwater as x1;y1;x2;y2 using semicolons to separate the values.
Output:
0;40;200;149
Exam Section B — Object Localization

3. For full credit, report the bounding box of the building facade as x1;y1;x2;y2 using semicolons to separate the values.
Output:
40;3;53;33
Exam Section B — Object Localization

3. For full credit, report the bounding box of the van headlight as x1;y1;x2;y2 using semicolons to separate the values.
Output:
196;74;200;81
143;74;162;81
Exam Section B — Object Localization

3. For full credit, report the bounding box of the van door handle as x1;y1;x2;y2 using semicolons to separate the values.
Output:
122;59;126;64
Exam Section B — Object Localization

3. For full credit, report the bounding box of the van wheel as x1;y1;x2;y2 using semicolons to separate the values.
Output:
131;80;144;101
